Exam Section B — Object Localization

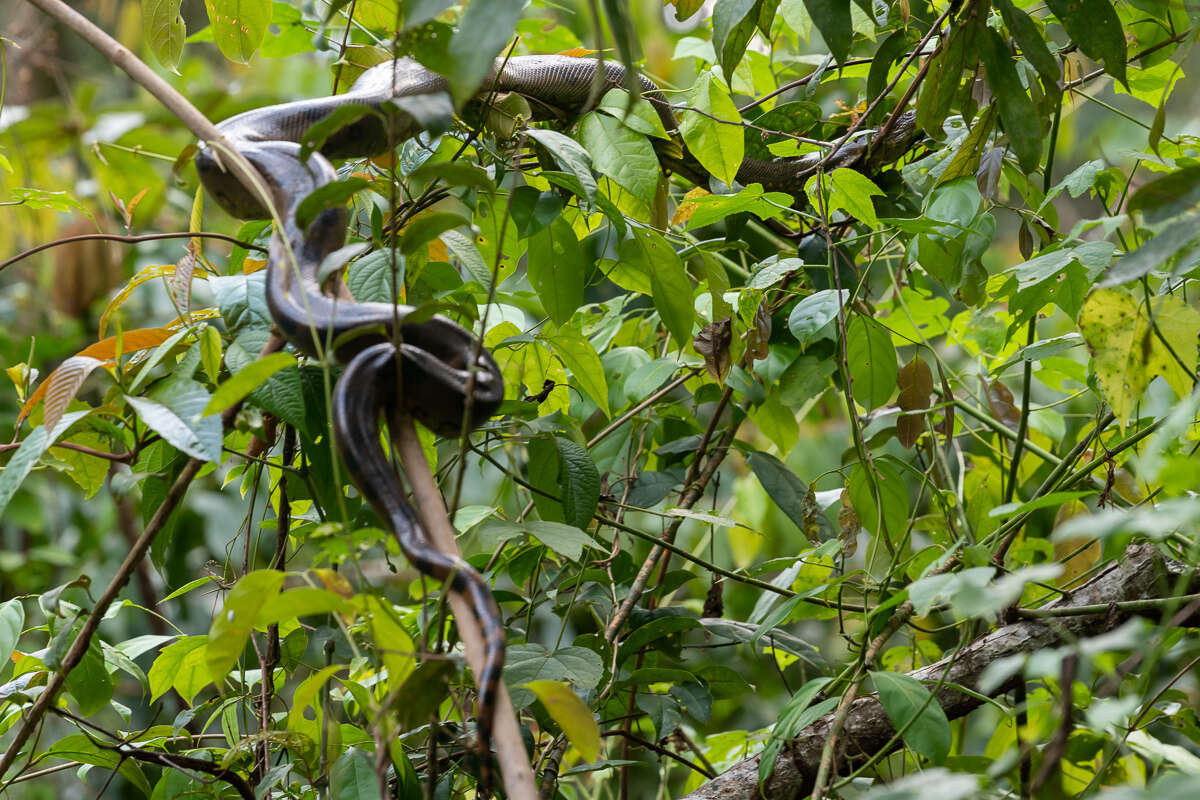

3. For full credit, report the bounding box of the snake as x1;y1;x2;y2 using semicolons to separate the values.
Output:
194;54;919;792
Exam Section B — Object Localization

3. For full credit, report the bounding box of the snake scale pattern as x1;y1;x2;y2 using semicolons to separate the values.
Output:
194;54;918;793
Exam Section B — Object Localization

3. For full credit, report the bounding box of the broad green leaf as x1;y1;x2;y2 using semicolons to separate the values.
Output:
128;379;222;463
144;0;186;71
679;73;744;186
844;316;897;410
203;0;272;63
1100;212;1200;287
257;587;354;625
66;638;113;716
578;112;660;207
597;89;671;139
504;643;606;690
362;596;416;687
445;0;526;102
803;0;852;65
330;748;383;800
995;0;1061;85
0;598;24;667
551;434;602;527
1128;165;1200;225
1044;0;1127;88
0;410;90;520
760;677;834;785
870;671;952;764
917;15;980;136
148;635;208;703
847;460;909;543
788;290;847;349
712;0;759;77
525;520;600;562
526;680;602;762
678;185;792;230
546;327;611;416
620;228;694;347
206;570;286;682
527;128;598;201
528;217;587;325
1079;289;1200;427
294;176;368;230
44;734;151;796
347;249;405;303
746;451;812;534
978;27;1042;173
400;211;471;256
743;101;822;160
806;168;884;227
203;352;297;415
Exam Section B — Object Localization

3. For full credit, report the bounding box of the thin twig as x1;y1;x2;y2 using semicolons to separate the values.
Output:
0;231;265;274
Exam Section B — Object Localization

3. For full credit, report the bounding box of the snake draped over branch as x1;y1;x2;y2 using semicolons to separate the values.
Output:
194;53;919;794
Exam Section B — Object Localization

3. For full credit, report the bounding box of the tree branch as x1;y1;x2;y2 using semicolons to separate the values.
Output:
680;543;1200;800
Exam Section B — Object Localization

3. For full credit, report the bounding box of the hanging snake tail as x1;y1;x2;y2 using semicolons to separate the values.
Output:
333;341;506;792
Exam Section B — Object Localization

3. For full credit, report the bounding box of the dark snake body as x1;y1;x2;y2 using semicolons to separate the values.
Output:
194;54;917;791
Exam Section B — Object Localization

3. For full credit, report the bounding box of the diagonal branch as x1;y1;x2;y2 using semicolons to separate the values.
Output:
680;543;1200;800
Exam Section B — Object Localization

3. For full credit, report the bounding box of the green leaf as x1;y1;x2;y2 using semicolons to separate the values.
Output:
995;0;1061;85
525;680;602;762
203;352;296;415
620;228;694;347
1100;212;1200;287
1043;0;1127;88
917;15;980;136
788;289;847;349
362;595;416;687
446;0;526;102
743;101;821;160
844;316;897;410
256;587;354;626
806;168;884;227
330;748;383;800
400;211;471;255
0;410;89;520
294;176;369;231
44;734;151;796
712;0;760;77
148;636;208;703
597;89;671;139
760;677;834;786
144;0;186;71
746;451;811;532
67;638;113;716
128;378;223;463
578;112;660;208
206;570;285;682
525;520;600;562
528;217;587;325
871;671;952;764
203;0;272;63
679;73;744;186
527;128;598;201
546;327;611;416
504;643;605;690
347;249;405;303
1079;289;1200;426
1128;165;1200;225
802;0;852;65
554;437;601;530
681;184;792;230
978;27;1042;173
847;459;910;542
298;104;377;161
0;598;24;667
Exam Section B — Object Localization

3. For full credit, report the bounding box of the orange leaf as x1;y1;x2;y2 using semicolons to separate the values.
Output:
20;327;175;423
557;47;599;58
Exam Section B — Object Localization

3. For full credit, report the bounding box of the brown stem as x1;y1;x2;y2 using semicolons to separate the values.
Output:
391;416;537;800
0;231;265;274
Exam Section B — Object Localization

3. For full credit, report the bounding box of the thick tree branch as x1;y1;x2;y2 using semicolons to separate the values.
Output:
680;543;1199;800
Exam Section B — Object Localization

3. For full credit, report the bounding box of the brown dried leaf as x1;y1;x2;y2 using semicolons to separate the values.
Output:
984;377;1021;430
42;355;108;432
694;318;733;382
168;244;197;318
837;490;859;558
746;301;772;361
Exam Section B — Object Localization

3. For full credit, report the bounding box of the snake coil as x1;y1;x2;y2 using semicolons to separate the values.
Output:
195;54;918;793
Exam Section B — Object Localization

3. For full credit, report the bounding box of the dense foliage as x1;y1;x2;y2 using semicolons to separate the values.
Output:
2;0;1200;798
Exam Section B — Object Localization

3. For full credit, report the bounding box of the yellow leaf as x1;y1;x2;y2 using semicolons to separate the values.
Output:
525;680;601;762
99;264;175;337
363;596;416;687
671;187;710;228
557;47;599;58
20;327;175;423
